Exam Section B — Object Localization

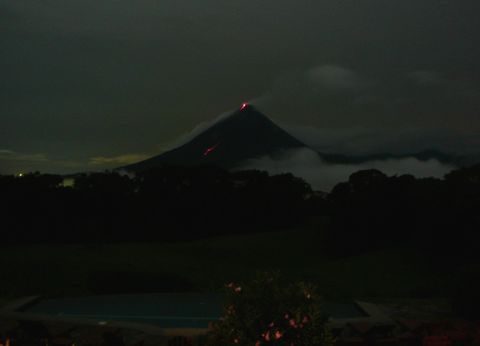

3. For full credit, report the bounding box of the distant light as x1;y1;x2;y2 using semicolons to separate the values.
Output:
62;178;75;188
240;103;248;110
18;173;24;177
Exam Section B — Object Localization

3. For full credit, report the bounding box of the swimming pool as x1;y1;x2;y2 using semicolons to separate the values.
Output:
23;293;223;328
21;293;368;328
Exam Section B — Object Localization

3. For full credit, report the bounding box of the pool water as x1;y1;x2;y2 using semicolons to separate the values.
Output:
23;294;367;328
24;293;223;328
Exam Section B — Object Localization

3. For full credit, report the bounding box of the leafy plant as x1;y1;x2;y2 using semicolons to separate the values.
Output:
207;272;335;346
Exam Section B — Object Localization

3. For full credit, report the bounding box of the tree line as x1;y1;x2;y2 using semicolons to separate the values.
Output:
0;166;312;243
327;164;480;259
1;164;479;259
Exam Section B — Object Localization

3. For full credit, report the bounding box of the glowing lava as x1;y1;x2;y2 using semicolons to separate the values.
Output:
203;143;220;156
240;102;248;110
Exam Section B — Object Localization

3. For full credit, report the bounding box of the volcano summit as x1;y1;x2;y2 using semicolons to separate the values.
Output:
124;104;307;171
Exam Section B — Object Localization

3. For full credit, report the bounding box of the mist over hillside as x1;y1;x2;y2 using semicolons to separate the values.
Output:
237;148;455;191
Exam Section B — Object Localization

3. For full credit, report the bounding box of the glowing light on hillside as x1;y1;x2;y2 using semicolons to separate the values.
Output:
240;103;248;110
203;143;220;156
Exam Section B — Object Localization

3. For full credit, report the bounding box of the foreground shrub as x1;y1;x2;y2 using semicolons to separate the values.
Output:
207;272;335;346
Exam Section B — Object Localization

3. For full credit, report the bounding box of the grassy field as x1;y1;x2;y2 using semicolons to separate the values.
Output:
0;229;458;300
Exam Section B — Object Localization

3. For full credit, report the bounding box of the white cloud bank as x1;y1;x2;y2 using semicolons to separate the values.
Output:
237;148;455;192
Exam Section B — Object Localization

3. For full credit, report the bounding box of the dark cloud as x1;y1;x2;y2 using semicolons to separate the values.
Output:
254;63;480;154
0;149;84;174
280;122;480;156
0;148;151;174
0;149;48;163
307;65;370;90
408;70;446;87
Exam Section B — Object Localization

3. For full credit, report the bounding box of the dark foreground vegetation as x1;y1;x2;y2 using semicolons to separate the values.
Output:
208;272;335;346
1;164;480;320
1;166;311;242
1;164;480;258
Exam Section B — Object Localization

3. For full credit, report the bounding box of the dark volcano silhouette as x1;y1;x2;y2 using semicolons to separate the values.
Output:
124;104;307;171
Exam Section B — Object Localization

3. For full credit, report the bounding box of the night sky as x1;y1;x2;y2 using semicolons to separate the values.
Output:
1;0;479;175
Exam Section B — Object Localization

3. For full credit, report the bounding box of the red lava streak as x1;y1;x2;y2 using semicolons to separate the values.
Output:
203;143;220;156
240;102;248;110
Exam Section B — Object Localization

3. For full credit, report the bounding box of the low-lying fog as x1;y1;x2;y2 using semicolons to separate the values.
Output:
238;148;455;192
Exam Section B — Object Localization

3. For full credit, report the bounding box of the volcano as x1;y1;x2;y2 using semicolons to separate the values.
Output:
124;104;307;171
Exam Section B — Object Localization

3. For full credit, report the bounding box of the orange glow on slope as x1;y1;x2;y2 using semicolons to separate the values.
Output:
203;143;220;156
